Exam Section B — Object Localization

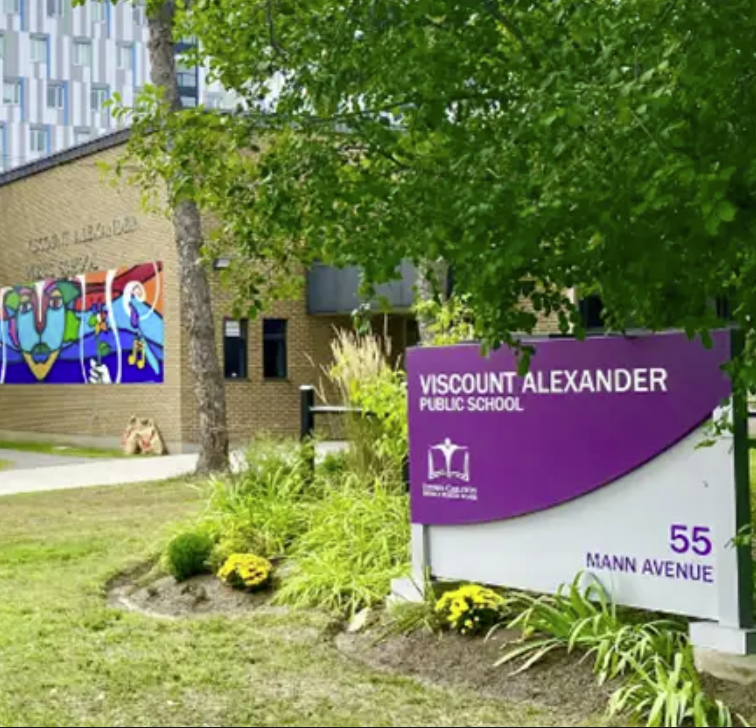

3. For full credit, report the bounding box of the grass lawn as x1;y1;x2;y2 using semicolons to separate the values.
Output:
0;440;125;459
0;480;601;728
0;459;11;471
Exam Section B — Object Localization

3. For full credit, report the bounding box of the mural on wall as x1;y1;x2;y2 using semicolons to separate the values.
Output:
0;262;164;385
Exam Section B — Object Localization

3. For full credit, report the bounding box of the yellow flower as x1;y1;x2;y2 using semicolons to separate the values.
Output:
218;553;272;590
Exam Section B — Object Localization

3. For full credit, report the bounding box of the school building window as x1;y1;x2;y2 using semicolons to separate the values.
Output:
224;319;248;379
263;319;287;379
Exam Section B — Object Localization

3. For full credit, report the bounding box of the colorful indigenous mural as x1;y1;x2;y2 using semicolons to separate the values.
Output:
0;261;164;384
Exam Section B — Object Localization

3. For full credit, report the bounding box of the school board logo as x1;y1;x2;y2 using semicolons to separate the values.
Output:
428;437;470;482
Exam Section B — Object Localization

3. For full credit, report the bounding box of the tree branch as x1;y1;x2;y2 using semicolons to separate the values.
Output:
482;0;540;68
266;0;286;61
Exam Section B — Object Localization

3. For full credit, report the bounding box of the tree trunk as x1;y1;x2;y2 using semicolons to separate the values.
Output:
415;257;449;344
148;0;229;473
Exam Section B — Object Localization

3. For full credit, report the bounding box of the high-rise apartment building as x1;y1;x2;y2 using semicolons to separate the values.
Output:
0;0;233;170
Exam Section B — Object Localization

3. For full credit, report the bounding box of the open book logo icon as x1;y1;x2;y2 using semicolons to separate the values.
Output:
428;437;470;482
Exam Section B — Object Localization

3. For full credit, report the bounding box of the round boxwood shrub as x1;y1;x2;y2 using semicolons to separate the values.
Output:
165;530;214;582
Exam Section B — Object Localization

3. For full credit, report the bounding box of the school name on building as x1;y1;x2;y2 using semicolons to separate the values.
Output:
418;367;669;413
27;216;139;255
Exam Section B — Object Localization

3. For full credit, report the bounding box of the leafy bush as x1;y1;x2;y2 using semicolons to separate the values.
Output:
413;293;477;345
491;573;737;727
435;584;508;636
349;368;407;467
318;449;348;480
380;597;445;640
218;553;273;591
608;650;738;727
182;431;411;620
273;472;410;617
203;436;315;558
164;530;214;582
208;533;258;573
316;328;407;477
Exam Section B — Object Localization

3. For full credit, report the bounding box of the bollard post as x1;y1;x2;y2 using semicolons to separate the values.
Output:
300;385;315;440
299;385;316;482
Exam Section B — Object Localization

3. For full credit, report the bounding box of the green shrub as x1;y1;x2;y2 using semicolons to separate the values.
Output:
491;573;737;727
608;650;738;727
190;431;412;621
203;436;316;558
413;293;477;345
208;533;257;573
317;328;407;478
273;472;410;617
165;530;214;582
349;368;407;469
318;449;348;480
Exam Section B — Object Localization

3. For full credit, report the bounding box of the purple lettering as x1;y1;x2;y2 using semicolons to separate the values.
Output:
664;561;674;578
642;558;653;575
611;556;637;573
676;562;691;581
586;554;637;573
703;566;714;584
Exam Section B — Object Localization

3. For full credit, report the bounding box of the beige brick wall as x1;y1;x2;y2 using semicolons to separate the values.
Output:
0;147;188;450
178;280;356;446
0;142;365;449
0;140;565;450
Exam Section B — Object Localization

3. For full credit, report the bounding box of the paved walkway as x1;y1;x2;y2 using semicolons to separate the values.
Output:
0;448;95;470
0;442;347;498
0;453;199;497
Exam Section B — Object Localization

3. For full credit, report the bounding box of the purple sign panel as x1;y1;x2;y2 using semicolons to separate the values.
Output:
407;330;733;526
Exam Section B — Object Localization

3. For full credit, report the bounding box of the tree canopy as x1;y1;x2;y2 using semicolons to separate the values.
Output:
120;0;756;382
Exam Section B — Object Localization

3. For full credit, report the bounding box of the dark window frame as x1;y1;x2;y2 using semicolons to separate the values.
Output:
263;318;287;380
223;318;248;380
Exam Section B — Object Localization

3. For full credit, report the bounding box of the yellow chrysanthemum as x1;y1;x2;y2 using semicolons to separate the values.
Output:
435;584;505;636
218;553;272;590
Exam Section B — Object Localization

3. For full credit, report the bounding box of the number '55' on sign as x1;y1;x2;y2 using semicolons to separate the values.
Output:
670;525;712;556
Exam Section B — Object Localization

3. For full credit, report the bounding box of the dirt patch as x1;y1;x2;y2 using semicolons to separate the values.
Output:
108;572;283;619
703;675;756;723
336;628;614;721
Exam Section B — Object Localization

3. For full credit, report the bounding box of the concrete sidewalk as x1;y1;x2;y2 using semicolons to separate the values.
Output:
0;442;347;498
0;454;198;497
0;448;95;470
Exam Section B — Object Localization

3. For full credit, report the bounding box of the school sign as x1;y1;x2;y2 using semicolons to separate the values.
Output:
399;329;756;655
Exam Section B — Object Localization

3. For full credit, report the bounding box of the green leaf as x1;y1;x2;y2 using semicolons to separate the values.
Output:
648;693;666;727
717;200;737;223
98;341;112;358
